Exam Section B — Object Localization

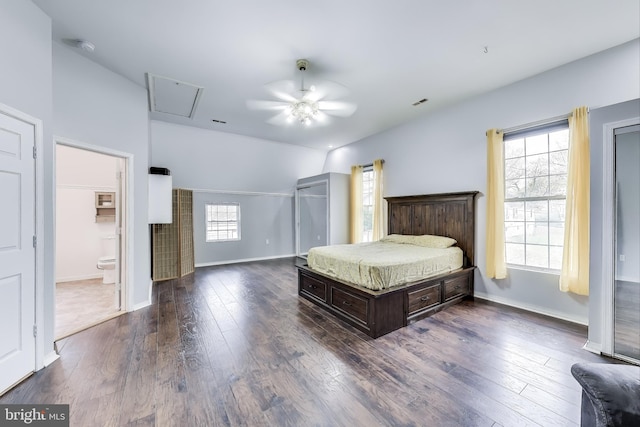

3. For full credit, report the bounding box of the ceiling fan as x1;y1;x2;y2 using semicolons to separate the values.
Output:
247;59;357;126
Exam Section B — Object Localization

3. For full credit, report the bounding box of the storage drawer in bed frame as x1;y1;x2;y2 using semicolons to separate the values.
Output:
297;265;475;338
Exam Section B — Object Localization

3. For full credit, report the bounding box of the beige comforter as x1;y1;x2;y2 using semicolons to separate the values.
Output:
307;241;463;290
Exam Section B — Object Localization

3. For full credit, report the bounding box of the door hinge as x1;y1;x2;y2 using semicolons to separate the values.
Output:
33;145;37;159
33;235;37;248
33;325;37;337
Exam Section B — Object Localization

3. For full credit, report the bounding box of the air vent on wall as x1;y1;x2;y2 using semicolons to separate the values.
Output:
147;73;204;119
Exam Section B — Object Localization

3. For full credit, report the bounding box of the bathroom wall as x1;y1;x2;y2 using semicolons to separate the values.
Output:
55;144;117;282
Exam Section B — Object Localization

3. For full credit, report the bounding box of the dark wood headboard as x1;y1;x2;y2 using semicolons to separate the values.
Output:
385;191;479;267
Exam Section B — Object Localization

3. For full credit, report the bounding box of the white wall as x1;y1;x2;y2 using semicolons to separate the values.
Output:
323;39;640;325
55;145;117;281
0;0;55;363
151;121;327;193
52;42;151;308
150;121;327;264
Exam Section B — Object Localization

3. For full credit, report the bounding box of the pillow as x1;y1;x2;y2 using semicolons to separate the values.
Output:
381;234;457;248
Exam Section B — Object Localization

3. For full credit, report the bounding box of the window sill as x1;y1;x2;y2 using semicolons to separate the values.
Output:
506;264;561;277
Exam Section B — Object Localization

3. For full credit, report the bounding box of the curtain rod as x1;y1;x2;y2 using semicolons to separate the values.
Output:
500;112;571;135
359;159;385;169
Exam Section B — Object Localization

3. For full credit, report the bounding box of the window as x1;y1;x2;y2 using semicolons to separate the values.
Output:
362;167;374;242
504;122;569;270
206;203;240;242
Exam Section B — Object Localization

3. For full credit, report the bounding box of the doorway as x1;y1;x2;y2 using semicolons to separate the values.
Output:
295;180;329;258
55;142;128;339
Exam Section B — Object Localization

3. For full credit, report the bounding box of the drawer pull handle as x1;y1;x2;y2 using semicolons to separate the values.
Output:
309;284;318;289
420;295;430;302
342;300;352;307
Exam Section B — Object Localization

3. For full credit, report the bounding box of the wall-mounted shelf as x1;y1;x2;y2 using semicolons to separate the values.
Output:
95;191;115;222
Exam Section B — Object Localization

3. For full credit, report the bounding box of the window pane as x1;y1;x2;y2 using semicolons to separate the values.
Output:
550;246;563;269
549;129;569;151
526;176;549;197
526;244;548;268
506;243;525;265
549;150;567;174
526;200;548;221
526;134;548;155
526;153;549;176
549;174;567;196
503;124;568;271
505;202;524;221
206;203;240;241
505;157;525;180
526;223;548;245
549;200;565;221
506;179;525;199
505;222;524;243
549;222;564;246
505;138;524;159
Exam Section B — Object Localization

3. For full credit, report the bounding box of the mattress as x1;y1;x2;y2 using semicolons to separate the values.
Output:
307;241;463;291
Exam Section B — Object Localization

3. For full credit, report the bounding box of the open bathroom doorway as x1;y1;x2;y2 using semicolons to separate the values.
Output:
54;141;129;340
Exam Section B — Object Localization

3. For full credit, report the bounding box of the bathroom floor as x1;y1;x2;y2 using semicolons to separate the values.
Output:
55;278;120;339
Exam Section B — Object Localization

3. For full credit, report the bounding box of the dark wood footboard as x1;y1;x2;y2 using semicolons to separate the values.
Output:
298;264;475;338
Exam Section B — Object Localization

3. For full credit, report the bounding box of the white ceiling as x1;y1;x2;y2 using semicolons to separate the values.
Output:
33;0;640;151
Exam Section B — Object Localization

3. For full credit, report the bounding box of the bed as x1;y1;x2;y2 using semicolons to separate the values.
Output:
297;191;478;338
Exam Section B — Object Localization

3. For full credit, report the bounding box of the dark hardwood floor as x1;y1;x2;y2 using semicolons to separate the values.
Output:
1;258;617;426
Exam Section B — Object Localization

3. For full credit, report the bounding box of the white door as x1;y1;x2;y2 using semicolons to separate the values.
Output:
0;110;36;394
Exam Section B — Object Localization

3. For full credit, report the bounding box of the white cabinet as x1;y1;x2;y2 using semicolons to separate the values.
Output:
296;172;349;257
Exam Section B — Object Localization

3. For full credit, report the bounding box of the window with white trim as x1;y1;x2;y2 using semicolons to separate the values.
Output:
362;167;374;242
504;122;569;270
206;203;240;242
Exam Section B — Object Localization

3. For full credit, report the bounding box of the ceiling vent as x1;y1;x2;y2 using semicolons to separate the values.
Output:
147;73;204;119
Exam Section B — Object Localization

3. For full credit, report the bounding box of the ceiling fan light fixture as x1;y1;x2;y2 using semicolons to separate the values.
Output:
289;99;319;124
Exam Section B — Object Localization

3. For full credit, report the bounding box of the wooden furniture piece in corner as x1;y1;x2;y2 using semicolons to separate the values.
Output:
151;188;194;281
297;191;478;338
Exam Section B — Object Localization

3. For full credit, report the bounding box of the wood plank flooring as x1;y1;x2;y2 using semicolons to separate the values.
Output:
1;258;620;426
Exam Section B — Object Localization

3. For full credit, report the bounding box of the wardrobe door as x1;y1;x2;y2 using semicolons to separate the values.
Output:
613;125;640;363
296;182;328;257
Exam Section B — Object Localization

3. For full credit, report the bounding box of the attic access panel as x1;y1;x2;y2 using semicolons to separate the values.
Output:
147;73;204;119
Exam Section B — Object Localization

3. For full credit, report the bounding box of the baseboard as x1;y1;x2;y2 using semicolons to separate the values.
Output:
131;299;152;311
56;273;102;283
195;253;296;268
582;340;602;355
42;350;60;368
473;292;588;326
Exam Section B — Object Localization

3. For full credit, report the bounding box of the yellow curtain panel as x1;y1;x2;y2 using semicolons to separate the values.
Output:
486;128;507;279
560;106;590;295
349;165;363;244
372;159;385;241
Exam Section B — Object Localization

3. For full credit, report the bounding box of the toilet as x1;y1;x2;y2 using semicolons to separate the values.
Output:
97;235;116;284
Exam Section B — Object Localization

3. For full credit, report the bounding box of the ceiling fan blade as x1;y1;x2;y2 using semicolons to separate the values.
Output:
264;80;298;103
318;101;358;117
312;110;332;126
246;100;289;111
306;80;350;102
